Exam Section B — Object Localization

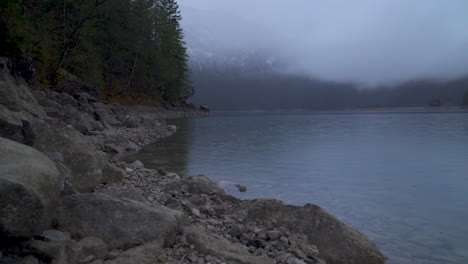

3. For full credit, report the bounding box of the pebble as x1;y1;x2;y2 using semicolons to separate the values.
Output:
267;230;282;241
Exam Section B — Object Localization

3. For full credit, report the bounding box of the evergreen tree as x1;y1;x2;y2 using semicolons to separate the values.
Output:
1;0;192;103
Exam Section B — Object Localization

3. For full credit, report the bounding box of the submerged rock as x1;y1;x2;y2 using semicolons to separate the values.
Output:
0;137;61;237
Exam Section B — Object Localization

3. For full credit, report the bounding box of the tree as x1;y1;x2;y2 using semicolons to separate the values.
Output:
1;0;192;103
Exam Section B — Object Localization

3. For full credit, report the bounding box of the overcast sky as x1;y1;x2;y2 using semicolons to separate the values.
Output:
178;0;468;85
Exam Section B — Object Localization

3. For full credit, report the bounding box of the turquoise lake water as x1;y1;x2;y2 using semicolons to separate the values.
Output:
133;109;468;264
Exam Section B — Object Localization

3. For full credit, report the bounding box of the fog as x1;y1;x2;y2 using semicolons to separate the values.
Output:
179;0;468;85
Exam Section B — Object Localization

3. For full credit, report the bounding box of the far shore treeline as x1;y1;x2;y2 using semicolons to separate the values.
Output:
0;0;192;103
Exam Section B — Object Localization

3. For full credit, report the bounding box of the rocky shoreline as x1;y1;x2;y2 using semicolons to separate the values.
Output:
0;57;386;264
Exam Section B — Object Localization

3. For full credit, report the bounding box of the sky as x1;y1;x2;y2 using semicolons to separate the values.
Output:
178;0;468;85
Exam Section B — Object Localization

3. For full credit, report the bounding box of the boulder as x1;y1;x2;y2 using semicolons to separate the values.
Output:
0;58;45;118
94;109;122;127
0;105;35;144
56;193;184;249
243;199;386;264
184;225;273;264
28;118;105;192
0;137;61;237
165;175;225;196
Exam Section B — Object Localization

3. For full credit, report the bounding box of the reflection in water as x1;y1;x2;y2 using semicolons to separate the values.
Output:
132;110;468;264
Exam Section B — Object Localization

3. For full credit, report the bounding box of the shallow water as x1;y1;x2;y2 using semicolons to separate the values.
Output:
133;109;468;264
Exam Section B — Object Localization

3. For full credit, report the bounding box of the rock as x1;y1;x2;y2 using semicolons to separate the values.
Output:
56;92;78;107
229;225;243;239
122;116;140;128
55;69;102;100
299;244;319;259
96;188;146;203
165;175;224;196
28;118;105;192
200;105;210;112
167;125;177;132
17;255;39;264
184;225;273;264
0;105;34;144
79;237;108;260
94;109;122;127
40;230;71;242
56;193;184;249
0;58;45;118
266;230;282;241
191;208;201;217
103;242;167;264
235;184;247;192
244;199;386;264
0;137;61;237
130;160;144;168
102;163;124;184
28;238;82;264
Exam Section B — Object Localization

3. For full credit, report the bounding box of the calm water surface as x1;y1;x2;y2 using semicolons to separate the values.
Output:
133;109;468;264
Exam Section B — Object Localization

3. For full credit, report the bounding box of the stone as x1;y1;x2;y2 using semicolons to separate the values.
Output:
165;175;225;196
28;118;105;192
56;193;184;250
0;137;61;237
79;237;108;260
266;231;282;241
102;163;124;184
191;208;201;217
299;244;319;258
41;230;71;242
94;109;122;127
184;225;273;264
235;184;247;192
131;160;144;168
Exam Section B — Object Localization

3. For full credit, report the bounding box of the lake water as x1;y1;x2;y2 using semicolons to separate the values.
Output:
132;109;468;264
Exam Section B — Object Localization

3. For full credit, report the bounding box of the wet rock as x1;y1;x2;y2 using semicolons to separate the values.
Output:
235;184;247;192
56;193;183;249
0;137;61;237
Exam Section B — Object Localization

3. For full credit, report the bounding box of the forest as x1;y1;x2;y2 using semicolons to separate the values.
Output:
0;0;192;103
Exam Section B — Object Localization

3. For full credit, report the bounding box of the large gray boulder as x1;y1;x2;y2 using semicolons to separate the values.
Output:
56;193;184;250
0;137;61;237
28;118;105;192
243;199;386;264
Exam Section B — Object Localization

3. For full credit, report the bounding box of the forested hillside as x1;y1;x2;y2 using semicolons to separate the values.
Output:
0;0;192;103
